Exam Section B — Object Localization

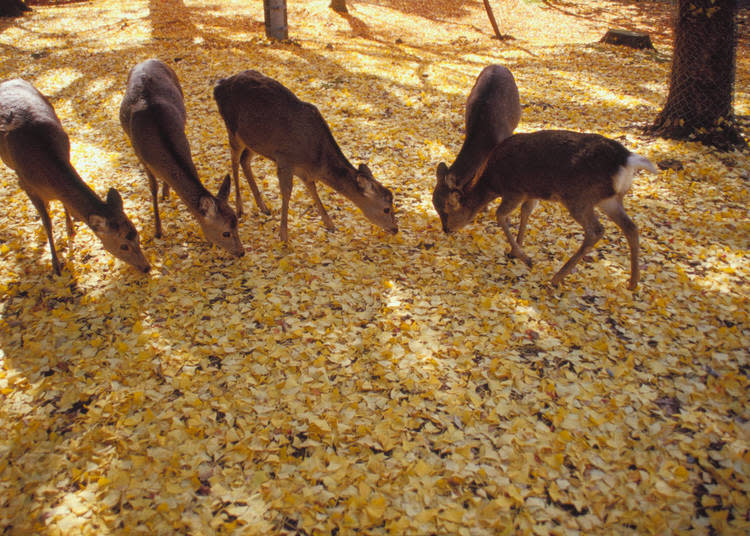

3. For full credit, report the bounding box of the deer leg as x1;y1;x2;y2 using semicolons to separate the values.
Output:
29;194;61;275
229;139;244;218
277;164;294;243
516;199;538;246
161;182;170;201
302;178;335;232
551;204;604;287
599;195;640;290
496;194;533;267
143;167;163;238
64;208;75;238
239;149;271;215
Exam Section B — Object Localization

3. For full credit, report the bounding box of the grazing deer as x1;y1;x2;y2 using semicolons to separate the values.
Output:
433;130;656;289
0;79;150;275
120;59;244;257
437;64;539;245
437;64;521;189
213;70;398;243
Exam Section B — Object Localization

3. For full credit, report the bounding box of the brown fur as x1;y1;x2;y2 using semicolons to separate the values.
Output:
434;130;655;290
213;70;397;242
0;79;150;274
120;59;244;257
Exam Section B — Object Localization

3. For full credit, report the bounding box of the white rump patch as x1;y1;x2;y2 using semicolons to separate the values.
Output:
612;153;657;195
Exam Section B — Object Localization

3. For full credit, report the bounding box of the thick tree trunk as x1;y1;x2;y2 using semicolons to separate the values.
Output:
647;0;746;150
0;0;31;17
263;0;288;40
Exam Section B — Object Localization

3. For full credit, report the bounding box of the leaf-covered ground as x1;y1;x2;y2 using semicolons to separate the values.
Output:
1;1;748;534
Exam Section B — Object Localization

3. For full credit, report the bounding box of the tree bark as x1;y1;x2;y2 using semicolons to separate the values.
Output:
263;0;288;40
647;0;746;150
330;0;347;14
482;0;510;41
0;0;31;17
600;29;655;50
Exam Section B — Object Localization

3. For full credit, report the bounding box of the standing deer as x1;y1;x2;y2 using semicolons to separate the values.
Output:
213;70;398;243
433;130;657;289
0;79;150;275
120;59;244;257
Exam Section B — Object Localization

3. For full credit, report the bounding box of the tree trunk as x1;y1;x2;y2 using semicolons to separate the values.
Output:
647;0;746;150
482;0;511;41
330;0;347;14
0;0;31;17
600;29;655;50
263;0;288;41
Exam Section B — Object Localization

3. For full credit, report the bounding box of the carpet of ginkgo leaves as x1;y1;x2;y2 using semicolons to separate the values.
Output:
1;1;748;534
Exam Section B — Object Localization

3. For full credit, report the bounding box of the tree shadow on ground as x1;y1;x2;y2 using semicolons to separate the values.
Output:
358;0;478;22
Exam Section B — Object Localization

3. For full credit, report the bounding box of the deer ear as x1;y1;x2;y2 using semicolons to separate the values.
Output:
88;214;108;233
217;174;231;202
357;163;373;178
106;188;123;212
356;174;377;198
199;196;217;218
436;162;448;183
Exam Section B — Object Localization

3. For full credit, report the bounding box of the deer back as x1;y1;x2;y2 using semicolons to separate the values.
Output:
120;59;196;186
214;70;331;168
442;65;522;189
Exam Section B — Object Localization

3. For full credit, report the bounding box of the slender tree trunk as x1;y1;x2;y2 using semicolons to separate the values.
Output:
647;0;746;150
330;0;347;14
482;0;510;41
263;0;288;40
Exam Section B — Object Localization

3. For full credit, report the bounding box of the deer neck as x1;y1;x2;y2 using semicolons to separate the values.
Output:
166;167;212;215
462;175;498;215
449;132;498;186
55;166;108;221
317;148;358;199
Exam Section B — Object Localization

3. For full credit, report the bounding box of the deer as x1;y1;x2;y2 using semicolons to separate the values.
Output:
437;64;521;190
0;79;150;275
433;130;657;290
436;64;540;245
213;70;398;243
119;59;244;257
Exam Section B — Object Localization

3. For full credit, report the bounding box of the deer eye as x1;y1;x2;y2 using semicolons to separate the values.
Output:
383;208;390;214
222;232;231;238
120;244;130;251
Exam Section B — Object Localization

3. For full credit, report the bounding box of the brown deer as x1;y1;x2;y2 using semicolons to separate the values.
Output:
120;59;244;257
437;64;540;246
213;70;398;243
433;130;657;289
0;79;150;275
437;64;521;189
